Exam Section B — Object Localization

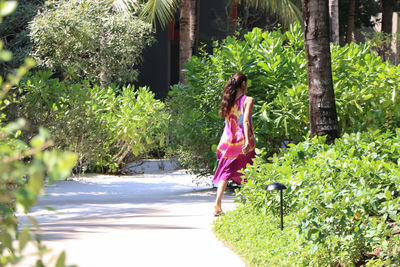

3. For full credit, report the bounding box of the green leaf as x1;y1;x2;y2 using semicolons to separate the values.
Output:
0;229;12;250
35;260;45;267
27;170;44;194
15;188;38;213
24;57;36;68
385;189;391;200
55;251;66;267
4;118;26;133
211;144;217;153
18;227;31;252
27;216;41;231
392;88;396;103
0;1;17;17
38;127;51;140
0;50;12;61
30;135;45;148
58;152;78;172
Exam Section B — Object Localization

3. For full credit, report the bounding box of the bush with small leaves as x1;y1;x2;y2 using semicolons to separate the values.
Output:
29;0;154;86
0;0;42;75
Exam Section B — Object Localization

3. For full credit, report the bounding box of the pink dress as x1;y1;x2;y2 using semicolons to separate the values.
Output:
213;94;256;184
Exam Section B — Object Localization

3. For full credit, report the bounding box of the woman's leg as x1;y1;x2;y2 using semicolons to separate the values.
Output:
215;180;228;213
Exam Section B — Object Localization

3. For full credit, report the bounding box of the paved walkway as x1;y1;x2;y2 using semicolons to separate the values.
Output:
19;170;245;267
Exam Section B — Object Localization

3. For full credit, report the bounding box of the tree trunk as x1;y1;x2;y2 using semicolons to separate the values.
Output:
328;0;339;44
301;0;339;144
345;0;355;43
179;0;199;82
179;0;191;83
190;0;200;55
382;0;394;34
230;1;238;31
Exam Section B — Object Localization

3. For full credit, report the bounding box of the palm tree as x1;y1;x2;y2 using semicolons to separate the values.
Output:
240;0;302;28
329;0;339;44
179;0;191;82
345;0;355;43
113;0;178;28
113;0;193;82
301;0;339;143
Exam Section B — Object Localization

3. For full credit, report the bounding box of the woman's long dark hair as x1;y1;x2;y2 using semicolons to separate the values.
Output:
219;72;247;118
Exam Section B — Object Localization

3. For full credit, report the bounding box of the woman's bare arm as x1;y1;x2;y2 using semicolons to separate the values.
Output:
242;96;254;154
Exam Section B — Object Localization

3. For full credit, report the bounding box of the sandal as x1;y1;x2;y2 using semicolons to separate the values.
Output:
214;210;225;217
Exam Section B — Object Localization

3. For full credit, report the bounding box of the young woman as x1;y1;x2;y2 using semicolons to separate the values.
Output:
213;72;255;216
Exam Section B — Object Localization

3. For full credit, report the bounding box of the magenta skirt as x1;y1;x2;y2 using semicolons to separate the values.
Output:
212;151;256;184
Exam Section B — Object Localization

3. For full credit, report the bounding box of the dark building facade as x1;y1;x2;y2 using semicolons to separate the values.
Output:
136;0;231;99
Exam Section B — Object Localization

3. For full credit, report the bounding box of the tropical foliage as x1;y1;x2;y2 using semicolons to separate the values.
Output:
0;0;42;75
0;1;76;266
167;23;400;175
29;0;154;85
216;131;400;266
10;72;167;173
113;0;301;28
240;0;302;28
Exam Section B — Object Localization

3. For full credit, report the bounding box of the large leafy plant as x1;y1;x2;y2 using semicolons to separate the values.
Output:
87;84;167;172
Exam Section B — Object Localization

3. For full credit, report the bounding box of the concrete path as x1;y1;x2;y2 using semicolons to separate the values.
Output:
19;170;245;267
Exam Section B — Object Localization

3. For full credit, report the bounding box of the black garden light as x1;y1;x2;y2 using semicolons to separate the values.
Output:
265;182;287;230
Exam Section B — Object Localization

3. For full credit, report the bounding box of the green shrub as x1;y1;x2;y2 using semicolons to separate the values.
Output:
167;23;400;175
167;25;307;174
10;71;105;170
87;84;168;172
0;2;77;265
0;0;42;75
29;0;154;85
222;130;400;266
331;43;400;132
11;72;167;173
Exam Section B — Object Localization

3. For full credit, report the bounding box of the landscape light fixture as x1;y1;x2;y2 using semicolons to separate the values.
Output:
265;182;287;230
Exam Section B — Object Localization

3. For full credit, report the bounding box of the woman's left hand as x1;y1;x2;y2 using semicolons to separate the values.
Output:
242;142;250;154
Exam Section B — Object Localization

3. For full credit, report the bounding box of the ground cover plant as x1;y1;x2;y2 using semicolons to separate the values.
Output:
167;22;400;175
215;131;400;266
8;71;167;174
214;206;310;266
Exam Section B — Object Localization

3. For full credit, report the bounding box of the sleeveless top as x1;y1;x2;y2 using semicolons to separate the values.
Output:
216;94;255;160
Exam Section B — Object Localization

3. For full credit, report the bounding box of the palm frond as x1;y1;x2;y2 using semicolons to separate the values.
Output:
112;0;141;14
140;0;179;28
240;0;302;28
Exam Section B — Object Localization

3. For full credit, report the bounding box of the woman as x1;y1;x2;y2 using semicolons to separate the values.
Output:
213;72;255;216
